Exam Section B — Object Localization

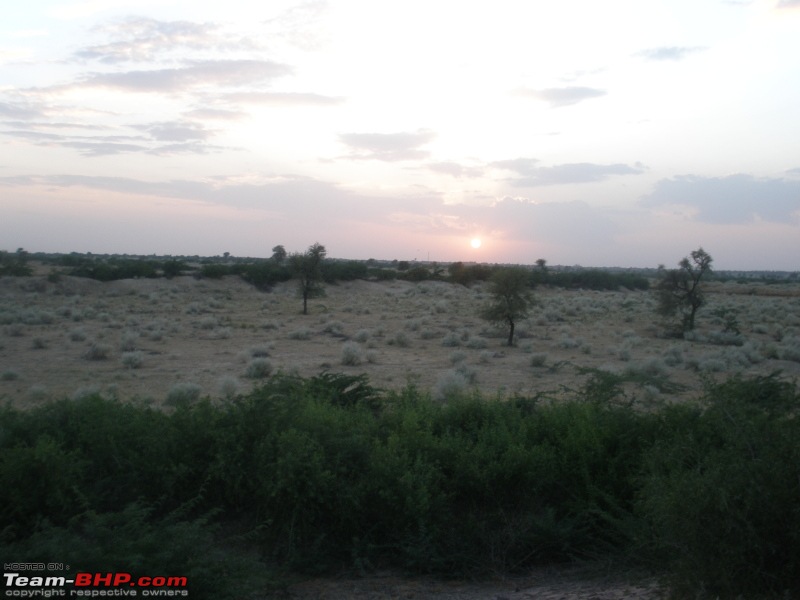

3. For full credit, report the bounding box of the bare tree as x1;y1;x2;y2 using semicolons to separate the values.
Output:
654;247;713;332
480;267;534;346
290;243;326;315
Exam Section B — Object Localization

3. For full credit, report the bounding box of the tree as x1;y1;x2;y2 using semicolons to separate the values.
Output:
532;258;549;285
290;243;326;315
654;247;713;332
480;267;534;346
271;245;287;264
0;248;32;277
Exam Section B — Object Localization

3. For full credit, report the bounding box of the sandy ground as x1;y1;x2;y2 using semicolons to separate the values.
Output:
1;271;799;407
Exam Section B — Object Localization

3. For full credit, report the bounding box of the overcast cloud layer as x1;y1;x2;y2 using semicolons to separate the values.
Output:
1;0;799;270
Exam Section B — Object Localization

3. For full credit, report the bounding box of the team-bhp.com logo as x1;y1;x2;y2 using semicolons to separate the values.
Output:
4;567;189;597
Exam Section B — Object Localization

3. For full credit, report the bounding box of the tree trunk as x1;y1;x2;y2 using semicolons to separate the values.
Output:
687;305;697;330
507;319;515;346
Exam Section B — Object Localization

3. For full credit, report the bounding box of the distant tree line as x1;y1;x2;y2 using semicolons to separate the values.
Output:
55;255;189;281
49;254;650;292
0;248;32;277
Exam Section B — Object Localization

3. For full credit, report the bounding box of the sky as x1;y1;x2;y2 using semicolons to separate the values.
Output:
1;0;799;270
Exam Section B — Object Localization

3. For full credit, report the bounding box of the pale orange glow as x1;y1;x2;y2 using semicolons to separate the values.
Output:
470;237;482;249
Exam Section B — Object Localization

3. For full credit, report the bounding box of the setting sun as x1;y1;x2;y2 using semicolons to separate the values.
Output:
470;238;482;249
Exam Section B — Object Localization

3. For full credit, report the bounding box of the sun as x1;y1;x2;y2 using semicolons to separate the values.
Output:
470;237;482;249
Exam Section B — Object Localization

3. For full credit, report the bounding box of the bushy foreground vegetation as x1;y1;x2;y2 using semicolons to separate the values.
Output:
1;372;798;598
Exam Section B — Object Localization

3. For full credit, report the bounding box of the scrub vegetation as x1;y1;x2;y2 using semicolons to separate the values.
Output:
1;249;800;597
1;372;798;598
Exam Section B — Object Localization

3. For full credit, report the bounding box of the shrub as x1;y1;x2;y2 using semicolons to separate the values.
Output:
699;357;726;372
387;331;410;347
198;316;218;330
121;351;143;369
455;363;478;383
249;345;271;358
288;327;312;340
84;343;111;361
2;504;266;599
433;300;448;314
5;324;24;337
3;371;797;595
199;263;230;279
120;331;138;351
433;369;469;401
707;330;745;346
340;342;364;366
322;320;344;335
419;329;439;340
441;332;461;347
165;382;202;406
779;337;800;363
239;260;291;290
217;376;240;399
466;337;488;349
1;369;19;381
245;358;273;379
637;375;800;597
529;352;547;367
559;335;581;349
663;345;683;366
449;350;467;365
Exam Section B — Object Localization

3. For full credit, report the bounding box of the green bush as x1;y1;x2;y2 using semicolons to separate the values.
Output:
636;374;800;597
199;263;231;279
1;373;797;596
533;269;649;290
68;258;160;281
321;260;368;282
2;504;268;599
238;261;291;289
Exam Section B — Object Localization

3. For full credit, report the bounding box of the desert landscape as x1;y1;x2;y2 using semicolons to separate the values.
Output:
3;259;800;599
1;262;799;409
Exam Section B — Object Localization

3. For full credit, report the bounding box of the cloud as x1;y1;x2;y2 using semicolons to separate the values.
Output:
442;196;624;256
777;0;800;7
182;108;247;121
635;46;706;61
264;1;330;51
1;121;225;156
491;158;540;177
493;159;645;186
0;100;45;120
339;129;436;161
62;140;151;156
641;174;800;223
75;17;232;64
77;59;292;93
224;91;344;107
426;162;484;178
134;120;214;142
514;86;606;108
2;128;151;155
